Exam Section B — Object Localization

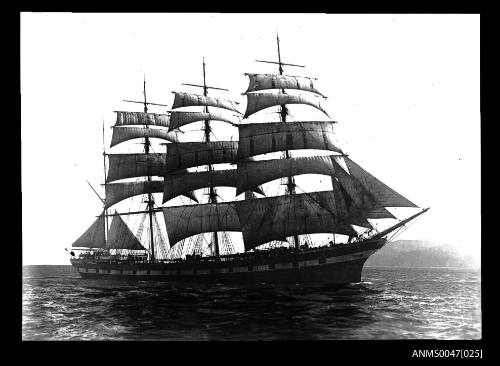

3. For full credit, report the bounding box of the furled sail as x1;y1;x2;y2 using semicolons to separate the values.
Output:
244;73;325;97
162;203;241;245
110;127;180;147
243;92;329;118
106;153;166;183
171;92;241;114
163;169;263;203
236;155;337;195
235;190;357;251
165;141;238;173
331;157;395;219
114;111;170;128
344;157;418;207
72;213;106;248
168;111;239;131
106;212;145;250
237;121;342;160
105;180;198;209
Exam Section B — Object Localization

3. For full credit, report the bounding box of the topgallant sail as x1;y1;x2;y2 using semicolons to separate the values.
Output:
69;35;428;286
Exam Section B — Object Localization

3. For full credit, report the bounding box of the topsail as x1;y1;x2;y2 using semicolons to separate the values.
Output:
237;121;342;160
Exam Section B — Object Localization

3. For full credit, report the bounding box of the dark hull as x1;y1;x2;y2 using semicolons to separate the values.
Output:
71;239;386;286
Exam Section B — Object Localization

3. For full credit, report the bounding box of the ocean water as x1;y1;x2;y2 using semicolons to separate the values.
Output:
22;265;481;340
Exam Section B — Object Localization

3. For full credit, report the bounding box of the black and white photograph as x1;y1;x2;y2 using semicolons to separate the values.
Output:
21;13;481;345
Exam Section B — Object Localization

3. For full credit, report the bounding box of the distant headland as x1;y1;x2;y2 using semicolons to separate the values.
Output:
365;240;480;269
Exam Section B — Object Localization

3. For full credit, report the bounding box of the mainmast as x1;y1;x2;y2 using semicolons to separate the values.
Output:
257;33;305;250
142;75;156;262
180;59;230;260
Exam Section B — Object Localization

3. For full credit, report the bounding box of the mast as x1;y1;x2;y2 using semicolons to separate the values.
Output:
201;58;221;259
177;59;231;260
102;120;109;241
143;75;156;262
277;33;299;250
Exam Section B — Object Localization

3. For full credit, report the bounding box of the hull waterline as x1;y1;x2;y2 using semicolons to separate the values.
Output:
71;239;386;286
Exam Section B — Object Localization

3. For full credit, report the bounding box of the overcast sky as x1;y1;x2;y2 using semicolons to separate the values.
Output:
21;13;480;264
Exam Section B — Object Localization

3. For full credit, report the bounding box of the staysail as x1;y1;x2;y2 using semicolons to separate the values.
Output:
331;157;395;219
243;92;329;118
343;157;417;207
243;73;325;97
110;127;180;147
171;92;241;114
106;212;145;250
162;203;241;245
72;213;106;248
237;121;342;159
114;111;170;128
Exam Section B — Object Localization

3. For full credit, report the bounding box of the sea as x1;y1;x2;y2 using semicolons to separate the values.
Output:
22;265;481;341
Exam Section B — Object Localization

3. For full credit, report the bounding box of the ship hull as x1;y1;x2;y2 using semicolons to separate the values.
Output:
71;239;386;286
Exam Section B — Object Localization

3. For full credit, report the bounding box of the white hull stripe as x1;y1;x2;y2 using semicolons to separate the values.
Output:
79;249;377;276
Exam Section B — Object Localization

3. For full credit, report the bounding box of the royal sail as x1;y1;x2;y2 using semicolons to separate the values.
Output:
171;92;241;114
244;92;329;118
114;111;170;127
168;111;239;131
110;127;179;147
243;73;325;97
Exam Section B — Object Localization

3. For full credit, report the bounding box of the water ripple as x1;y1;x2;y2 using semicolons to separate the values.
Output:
22;266;481;340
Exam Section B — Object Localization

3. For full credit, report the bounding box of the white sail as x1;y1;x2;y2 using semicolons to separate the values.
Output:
106;153;166;183
171;92;241;114
244;92;329;118
114;111;170;127
72;213;106;248
105;180;198;209
244;73;325;97
165;141;238;173
168;111;239;131
237;121;342;159
106;213;145;250
110;126;180;147
237;155;336;195
162;203;241;246
235;190;357;251
163;169;263;203
344;157;418;207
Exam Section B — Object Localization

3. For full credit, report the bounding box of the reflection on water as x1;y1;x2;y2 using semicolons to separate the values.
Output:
22;266;481;340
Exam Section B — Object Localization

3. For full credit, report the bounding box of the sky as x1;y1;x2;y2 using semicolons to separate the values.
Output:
21;13;480;264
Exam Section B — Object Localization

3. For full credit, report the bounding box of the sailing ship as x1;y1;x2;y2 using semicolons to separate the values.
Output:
69;35;428;286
